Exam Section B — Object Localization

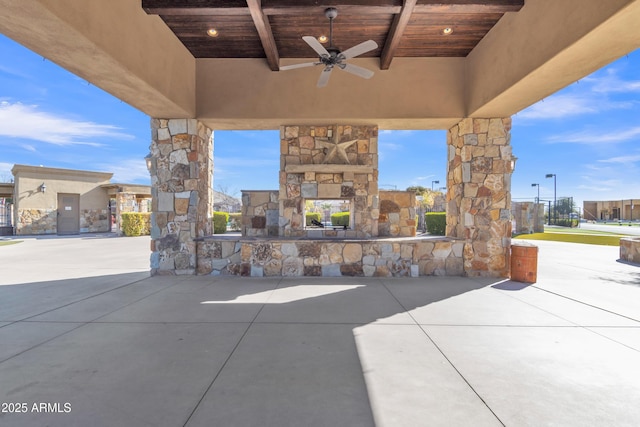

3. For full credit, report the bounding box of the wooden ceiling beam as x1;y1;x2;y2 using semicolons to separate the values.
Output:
246;0;280;71
413;0;524;14
263;6;401;15
380;0;417;70
142;0;249;15
143;8;249;16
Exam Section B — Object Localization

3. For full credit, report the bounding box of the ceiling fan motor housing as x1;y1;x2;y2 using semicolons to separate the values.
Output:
325;7;338;19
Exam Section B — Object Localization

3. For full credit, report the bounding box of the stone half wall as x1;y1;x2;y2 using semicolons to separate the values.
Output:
241;190;279;237
512;202;544;234
446;118;514;278
279;125;379;238
379;191;417;237
16;208;109;234
16;209;56;235
620;237;640;264
197;237;464;277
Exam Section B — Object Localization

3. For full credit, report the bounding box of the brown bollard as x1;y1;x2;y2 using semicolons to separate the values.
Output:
511;242;538;283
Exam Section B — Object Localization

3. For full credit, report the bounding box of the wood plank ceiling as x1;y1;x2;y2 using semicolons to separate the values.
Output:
142;0;524;71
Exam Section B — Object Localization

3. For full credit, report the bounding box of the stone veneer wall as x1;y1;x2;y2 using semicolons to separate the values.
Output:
16;209;56;235
512;202;544;234
148;119;213;275
620;237;640;264
17;208;109;234
378;191;417;237
197;237;464;277
446;118;514;278
80;209;109;233
279;125;379;238
241;190;279;237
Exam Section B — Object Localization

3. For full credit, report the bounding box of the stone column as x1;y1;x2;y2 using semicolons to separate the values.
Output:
446;118;514;277
148;119;213;275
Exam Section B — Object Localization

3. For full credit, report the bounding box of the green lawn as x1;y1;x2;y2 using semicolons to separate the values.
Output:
0;240;22;247
514;226;627;246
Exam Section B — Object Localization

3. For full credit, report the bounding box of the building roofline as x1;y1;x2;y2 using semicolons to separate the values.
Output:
11;164;113;180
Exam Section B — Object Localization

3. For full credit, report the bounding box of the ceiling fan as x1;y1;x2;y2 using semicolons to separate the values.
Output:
279;7;378;88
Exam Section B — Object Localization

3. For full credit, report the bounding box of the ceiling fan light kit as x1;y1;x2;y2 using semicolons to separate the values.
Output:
279;7;378;88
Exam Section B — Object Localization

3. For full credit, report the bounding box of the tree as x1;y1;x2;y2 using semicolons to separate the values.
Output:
556;197;574;216
407;186;440;209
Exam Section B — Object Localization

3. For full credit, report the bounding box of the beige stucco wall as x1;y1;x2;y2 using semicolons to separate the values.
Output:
12;165;112;211
196;57;466;130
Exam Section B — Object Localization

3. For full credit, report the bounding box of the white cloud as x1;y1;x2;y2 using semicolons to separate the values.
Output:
576;184;613;192
0;101;134;146
547;126;640;145
598;154;640;164
99;159;149;184
0;64;31;80
584;69;640;94
518;94;599;119
518;69;637;121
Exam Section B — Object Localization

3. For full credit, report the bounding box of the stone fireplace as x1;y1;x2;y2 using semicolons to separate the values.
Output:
278;125;379;238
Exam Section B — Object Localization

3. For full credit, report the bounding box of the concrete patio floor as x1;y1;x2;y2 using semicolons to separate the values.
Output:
1;235;639;426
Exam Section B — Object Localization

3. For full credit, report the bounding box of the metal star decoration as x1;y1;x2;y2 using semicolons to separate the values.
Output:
317;132;358;164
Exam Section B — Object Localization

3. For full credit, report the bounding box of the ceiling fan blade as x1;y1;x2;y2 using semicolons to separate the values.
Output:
317;67;333;88
303;36;330;57
340;63;374;79
280;62;319;71
340;40;378;59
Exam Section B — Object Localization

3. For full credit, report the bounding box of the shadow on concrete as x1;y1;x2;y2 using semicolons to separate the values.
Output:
596;270;640;288
616;258;640;268
491;280;533;291
0;274;501;427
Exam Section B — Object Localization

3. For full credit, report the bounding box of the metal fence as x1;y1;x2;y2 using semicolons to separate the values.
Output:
0;201;12;227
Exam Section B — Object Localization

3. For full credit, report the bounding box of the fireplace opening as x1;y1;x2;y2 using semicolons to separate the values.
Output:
304;199;352;230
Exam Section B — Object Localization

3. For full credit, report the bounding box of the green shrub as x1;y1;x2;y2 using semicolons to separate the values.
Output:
554;219;579;228
306;212;321;226
213;211;230;234
331;212;350;226
228;213;242;231
121;212;150;236
425;212;446;235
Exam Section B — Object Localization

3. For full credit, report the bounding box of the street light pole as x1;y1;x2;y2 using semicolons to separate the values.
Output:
431;180;439;191
545;173;556;225
531;183;540;230
531;183;540;204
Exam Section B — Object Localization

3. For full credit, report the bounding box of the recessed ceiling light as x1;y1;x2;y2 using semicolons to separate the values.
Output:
207;28;219;37
442;27;453;35
318;35;328;43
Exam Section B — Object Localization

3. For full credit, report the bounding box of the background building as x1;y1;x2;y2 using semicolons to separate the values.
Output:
583;200;639;221
2;165;151;236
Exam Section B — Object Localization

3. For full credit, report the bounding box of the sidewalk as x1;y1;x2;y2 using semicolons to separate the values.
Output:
0;237;638;426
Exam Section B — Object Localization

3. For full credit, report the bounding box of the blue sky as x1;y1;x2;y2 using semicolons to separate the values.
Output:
1;33;638;206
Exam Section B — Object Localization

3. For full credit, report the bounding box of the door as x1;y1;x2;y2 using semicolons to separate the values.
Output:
57;193;80;235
